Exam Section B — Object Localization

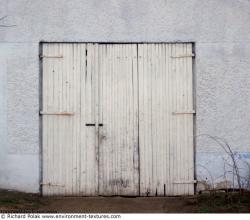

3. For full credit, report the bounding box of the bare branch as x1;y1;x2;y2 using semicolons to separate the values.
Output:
0;15;16;28
197;134;242;193
0;25;16;27
0;15;7;21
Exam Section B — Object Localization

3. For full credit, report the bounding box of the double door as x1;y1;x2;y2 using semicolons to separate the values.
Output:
42;43;194;196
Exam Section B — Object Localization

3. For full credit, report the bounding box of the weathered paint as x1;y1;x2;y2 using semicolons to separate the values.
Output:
42;44;88;195
98;44;139;196
138;44;194;196
42;43;193;196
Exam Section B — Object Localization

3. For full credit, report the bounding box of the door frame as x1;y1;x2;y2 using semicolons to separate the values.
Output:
39;42;196;196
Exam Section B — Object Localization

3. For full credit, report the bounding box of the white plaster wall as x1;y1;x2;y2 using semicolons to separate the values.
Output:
0;0;250;193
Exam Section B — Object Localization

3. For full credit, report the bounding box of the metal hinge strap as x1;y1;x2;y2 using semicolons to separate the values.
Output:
173;180;197;184
171;53;195;58
39;55;63;59
40;182;65;187
173;110;196;115
40;111;74;116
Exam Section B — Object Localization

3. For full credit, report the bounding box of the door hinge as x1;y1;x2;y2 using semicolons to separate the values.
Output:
40;182;65;187
173;180;197;184
171;53;195;58
39;55;63;59
40;111;74;116
172;110;196;115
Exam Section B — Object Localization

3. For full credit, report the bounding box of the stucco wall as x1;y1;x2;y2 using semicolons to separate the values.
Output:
0;0;250;193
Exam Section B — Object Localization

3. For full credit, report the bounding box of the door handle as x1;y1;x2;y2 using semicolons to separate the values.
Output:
85;123;103;127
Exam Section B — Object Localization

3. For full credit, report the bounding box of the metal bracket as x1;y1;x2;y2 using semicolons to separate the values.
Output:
171;53;195;58
173;180;197;184
39;55;63;59
172;110;196;115
40;182;65;187
85;123;103;126
40;111;74;116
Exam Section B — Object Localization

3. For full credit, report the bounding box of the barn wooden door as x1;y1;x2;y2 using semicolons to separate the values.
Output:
42;43;194;196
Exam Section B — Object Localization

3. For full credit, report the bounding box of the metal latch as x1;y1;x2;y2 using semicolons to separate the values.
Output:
40;111;74;116
85;123;103;126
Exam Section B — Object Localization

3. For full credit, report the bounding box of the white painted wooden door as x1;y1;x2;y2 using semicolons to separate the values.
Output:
42;43;98;195
42;43;194;196
138;43;194;196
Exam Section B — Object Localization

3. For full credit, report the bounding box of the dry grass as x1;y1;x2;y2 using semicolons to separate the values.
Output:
0;189;250;213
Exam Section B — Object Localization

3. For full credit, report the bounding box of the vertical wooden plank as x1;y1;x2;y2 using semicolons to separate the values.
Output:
49;43;55;196
63;44;69;195
68;43;73;195
159;44;166;196
67;43;72;195
141;44;146;196
79;43;89;195
181;43;187;195
151;44;156;195
187;43;194;195
172;43;178;195
183;44;188;195
42;43;48;195
80;43;98;195
165;44;171;195
138;44;146;196
180;43;185;195
132;44;139;194
97;44;101;194
93;44;99;195
53;43;59;195
72;44;76;195
113;44;118;195
176;43;181;195
73;43;81;195
55;43;61;195
169;43;174;195
62;44;69;195
100;43;111;194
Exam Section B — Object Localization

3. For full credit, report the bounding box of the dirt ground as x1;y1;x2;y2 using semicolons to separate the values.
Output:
0;189;250;213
